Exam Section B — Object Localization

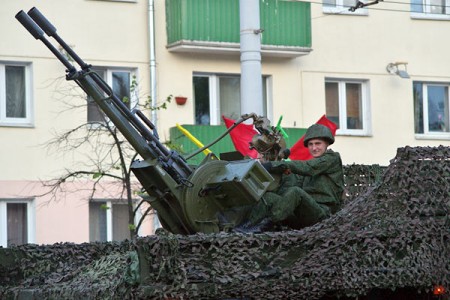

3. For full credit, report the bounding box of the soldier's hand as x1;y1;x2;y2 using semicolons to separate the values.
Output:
262;162;273;172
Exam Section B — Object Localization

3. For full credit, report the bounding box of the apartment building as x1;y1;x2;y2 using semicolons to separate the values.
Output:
1;0;449;246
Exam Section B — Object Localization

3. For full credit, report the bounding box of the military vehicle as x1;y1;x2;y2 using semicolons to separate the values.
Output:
7;7;448;300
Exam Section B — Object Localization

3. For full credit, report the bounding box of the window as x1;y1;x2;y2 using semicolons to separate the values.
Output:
323;0;368;15
193;74;269;125
0;199;35;247
87;68;136;124
0;63;32;127
413;82;450;137
411;0;450;19
325;79;371;135
89;200;131;242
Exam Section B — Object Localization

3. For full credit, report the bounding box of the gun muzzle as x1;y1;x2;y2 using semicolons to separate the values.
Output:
16;8;77;73
15;10;44;40
28;7;57;37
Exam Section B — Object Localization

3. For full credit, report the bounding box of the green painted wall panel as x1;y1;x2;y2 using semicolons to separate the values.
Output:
166;0;311;47
167;0;240;44
169;125;235;165
260;0;312;47
166;0;181;44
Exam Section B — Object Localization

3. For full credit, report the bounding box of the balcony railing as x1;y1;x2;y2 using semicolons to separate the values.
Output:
166;0;312;58
169;125;307;165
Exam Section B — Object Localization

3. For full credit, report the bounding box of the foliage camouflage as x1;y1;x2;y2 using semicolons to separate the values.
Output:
0;241;137;299
342;163;386;206
0;146;448;299
134;146;449;299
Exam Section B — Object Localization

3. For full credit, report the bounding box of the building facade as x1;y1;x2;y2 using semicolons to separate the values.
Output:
1;0;449;246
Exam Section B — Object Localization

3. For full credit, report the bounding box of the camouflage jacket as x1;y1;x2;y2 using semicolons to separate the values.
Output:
270;150;344;213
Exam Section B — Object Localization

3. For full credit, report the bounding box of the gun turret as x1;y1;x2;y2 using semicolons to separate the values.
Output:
16;8;192;183
17;8;275;235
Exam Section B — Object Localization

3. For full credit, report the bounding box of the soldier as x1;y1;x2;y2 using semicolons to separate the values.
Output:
235;123;344;233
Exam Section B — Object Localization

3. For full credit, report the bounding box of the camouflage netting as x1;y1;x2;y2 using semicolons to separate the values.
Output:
342;163;386;206
0;146;448;299
135;146;449;299
0;241;137;299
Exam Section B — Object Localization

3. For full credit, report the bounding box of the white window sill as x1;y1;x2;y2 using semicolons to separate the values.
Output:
336;130;372;137
323;7;368;16
415;133;450;140
87;122;112;130
0;122;34;128
411;12;450;21
87;0;136;2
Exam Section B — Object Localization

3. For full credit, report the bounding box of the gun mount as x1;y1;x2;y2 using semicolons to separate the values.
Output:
16;7;288;234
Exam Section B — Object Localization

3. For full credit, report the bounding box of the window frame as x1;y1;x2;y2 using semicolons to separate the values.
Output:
87;67;138;126
325;78;372;136
411;0;450;20
0;198;35;248
89;199;141;242
414;81;450;139
193;73;272;125
322;0;369;15
0;62;33;127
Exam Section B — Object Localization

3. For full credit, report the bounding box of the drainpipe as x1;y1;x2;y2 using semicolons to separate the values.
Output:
240;0;263;117
148;0;161;231
148;0;157;126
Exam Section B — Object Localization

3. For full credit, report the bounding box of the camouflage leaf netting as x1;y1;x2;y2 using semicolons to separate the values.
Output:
0;241;137;299
0;146;448;299
342;164;386;206
134;146;449;299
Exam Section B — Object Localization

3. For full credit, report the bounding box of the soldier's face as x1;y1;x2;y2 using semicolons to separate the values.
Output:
307;139;329;158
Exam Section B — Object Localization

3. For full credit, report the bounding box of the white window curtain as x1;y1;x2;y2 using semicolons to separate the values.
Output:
219;77;241;121
5;66;26;118
193;74;269;125
325;79;370;135
7;203;28;246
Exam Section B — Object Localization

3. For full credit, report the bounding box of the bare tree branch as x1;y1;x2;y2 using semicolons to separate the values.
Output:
36;77;160;241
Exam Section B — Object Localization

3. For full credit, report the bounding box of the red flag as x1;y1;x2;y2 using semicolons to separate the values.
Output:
289;115;337;160
223;116;259;158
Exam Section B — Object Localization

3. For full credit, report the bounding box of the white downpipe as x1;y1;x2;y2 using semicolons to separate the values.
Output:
240;0;263;118
148;0;157;126
148;0;161;232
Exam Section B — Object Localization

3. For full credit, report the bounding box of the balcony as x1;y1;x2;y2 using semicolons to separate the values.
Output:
165;0;312;58
169;125;307;165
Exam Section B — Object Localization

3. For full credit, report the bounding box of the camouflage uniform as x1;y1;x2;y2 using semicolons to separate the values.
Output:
248;124;344;230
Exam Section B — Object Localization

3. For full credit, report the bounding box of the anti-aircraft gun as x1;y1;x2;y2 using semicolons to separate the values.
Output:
16;7;288;235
